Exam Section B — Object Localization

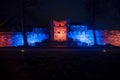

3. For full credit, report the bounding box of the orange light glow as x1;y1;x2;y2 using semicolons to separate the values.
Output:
102;30;120;47
53;20;67;41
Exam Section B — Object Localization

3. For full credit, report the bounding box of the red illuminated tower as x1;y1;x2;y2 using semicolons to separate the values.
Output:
51;20;67;41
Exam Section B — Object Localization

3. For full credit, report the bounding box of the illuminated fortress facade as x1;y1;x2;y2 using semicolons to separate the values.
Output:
0;20;120;47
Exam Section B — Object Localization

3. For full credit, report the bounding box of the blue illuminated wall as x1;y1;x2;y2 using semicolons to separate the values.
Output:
11;32;24;46
26;28;49;46
1;26;120;47
0;32;24;47
67;25;94;46
0;28;49;47
95;30;106;45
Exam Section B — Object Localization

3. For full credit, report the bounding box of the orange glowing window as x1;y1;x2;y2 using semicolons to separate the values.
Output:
53;20;67;41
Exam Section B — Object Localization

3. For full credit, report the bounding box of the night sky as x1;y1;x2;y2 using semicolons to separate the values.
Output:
0;0;120;31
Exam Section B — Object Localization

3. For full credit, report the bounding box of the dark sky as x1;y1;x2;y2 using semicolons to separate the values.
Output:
0;0;120;31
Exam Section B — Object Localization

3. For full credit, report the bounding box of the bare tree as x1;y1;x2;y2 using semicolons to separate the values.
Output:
21;0;38;47
85;0;102;46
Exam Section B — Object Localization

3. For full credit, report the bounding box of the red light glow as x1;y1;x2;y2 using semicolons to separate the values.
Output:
0;32;12;47
53;20;67;41
102;30;120;47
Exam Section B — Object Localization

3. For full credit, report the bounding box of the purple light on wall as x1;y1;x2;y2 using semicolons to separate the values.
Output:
0;28;49;47
0;32;24;47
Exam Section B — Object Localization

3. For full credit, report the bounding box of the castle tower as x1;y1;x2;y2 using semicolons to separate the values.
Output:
51;20;67;41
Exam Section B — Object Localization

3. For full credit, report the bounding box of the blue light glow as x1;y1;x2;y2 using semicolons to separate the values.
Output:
0;27;110;47
6;28;49;47
11;32;24;46
68;25;94;46
95;30;106;45
26;28;49;46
